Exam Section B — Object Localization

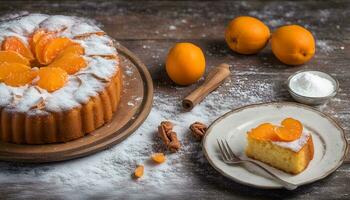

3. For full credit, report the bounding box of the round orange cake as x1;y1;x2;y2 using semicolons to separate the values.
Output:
0;14;122;144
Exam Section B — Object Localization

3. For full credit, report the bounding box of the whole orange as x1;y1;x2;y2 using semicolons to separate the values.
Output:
166;43;205;85
225;16;270;54
271;25;315;65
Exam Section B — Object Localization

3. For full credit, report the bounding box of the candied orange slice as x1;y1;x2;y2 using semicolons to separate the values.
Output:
0;51;30;65
281;118;303;132
0;62;31;81
3;70;37;87
134;165;144;178
274;126;301;142
42;37;74;64
37;67;67;92
35;33;56;64
2;36;34;61
151;153;166;164
48;53;86;75
57;44;84;58
248;123;279;141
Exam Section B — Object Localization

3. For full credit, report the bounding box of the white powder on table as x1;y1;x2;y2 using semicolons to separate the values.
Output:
0;65;280;198
289;72;335;97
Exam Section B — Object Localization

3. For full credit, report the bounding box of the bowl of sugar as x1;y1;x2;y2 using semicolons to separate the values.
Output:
287;70;339;105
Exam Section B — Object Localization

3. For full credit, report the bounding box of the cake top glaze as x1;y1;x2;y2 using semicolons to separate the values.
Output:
0;14;119;114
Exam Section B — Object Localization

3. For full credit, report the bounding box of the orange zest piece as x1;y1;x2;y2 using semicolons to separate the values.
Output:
248;123;279;141
2;36;34;61
35;33;56;64
0;51;30;65
0;62;31;81
37;67;67;92
151;153;166;164
48;53;86;74
42;37;74;64
134;165;144;179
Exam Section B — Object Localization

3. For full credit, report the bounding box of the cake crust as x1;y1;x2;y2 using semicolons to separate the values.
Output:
0;69;122;144
246;134;314;174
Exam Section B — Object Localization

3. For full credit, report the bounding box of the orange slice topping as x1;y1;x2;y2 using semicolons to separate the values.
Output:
151;153;166;164
42;37;74;64
3;70;37;87
35;33;56;64
281;118;303;132
0;51;30;65
2;36;34;61
275;118;303;141
248;123;279;141
48;53;86;75
57;43;84;58
0;62;31;81
248;118;303;142
37;67;67;92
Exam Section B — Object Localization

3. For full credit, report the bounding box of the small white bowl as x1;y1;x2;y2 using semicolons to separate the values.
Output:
286;70;339;105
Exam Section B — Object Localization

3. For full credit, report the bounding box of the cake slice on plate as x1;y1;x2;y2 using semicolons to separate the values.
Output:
246;118;314;174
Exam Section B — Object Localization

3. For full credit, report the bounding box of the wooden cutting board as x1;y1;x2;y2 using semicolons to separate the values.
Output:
0;43;153;163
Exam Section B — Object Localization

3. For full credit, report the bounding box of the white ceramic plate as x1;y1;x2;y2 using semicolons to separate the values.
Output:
202;102;348;189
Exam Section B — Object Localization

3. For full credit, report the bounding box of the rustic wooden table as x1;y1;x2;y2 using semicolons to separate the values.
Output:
0;0;349;199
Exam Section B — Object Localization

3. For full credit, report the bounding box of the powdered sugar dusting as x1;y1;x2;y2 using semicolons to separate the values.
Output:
0;14;119;112
272;130;311;152
0;64;279;198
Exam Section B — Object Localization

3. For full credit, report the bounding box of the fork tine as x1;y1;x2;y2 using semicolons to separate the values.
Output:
225;140;238;159
217;139;228;161
220;139;233;160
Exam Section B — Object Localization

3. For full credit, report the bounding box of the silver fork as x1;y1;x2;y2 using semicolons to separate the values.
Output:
217;139;298;190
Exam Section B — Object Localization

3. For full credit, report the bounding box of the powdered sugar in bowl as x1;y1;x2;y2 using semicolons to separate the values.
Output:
287;70;339;105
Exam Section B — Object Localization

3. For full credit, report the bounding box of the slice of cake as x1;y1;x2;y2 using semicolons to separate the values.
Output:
246;118;314;174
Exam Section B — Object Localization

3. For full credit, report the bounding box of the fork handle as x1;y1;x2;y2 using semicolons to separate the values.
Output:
242;160;298;190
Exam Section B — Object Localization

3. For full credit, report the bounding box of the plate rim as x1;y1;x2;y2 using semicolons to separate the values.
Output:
202;101;349;189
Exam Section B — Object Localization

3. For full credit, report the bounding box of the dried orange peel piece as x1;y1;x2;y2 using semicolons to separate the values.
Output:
42;37;74;64
248;123;279;141
0;50;30;65
134;165;144;179
151;153;166;164
37;67;67;92
2;36;34;61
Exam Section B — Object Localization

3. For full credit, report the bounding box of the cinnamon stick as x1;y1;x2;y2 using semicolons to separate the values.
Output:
182;63;230;111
